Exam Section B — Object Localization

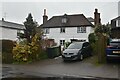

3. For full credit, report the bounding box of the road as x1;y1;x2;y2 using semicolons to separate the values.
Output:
2;56;120;80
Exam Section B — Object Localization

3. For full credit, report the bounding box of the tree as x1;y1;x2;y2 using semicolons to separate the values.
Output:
12;13;45;63
96;32;107;63
88;33;96;43
94;24;109;63
95;24;110;36
24;13;37;43
89;24;110;63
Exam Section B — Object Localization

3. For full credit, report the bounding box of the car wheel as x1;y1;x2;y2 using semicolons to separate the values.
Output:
80;54;83;61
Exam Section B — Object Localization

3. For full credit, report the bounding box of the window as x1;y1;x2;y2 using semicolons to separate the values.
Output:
62;18;67;23
44;28;50;34
116;20;120;27
60;27;65;33
17;30;24;38
60;40;65;46
77;27;86;33
17;30;24;34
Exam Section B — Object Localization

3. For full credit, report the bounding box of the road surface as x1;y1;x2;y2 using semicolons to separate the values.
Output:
2;56;120;80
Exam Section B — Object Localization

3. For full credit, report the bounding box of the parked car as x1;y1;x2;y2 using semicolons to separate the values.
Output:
106;41;120;61
62;42;92;61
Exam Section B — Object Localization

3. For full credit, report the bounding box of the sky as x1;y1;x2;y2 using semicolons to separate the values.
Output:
0;0;120;25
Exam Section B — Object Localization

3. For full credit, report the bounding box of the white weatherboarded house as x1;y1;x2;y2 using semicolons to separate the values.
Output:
40;13;94;46
0;19;25;41
39;9;95;46
40;9;103;47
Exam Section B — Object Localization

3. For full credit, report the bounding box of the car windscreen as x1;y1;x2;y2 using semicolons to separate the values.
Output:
110;42;120;47
67;43;83;49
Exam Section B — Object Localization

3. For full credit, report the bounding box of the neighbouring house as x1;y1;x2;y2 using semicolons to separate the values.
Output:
87;17;94;25
0;18;25;41
111;16;120;38
39;9;100;47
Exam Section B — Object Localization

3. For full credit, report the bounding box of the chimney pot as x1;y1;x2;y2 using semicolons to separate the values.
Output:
95;9;98;13
44;9;46;16
2;18;4;21
43;9;48;24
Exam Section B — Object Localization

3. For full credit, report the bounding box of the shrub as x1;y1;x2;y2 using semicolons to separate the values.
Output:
88;33;98;55
38;50;48;60
88;33;96;43
2;52;13;63
90;42;97;55
1;40;15;53
0;40;15;63
12;33;42;63
64;42;71;49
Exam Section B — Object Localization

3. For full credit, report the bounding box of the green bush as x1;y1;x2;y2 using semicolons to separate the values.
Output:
88;33;96;43
0;40;15;64
12;33;45;63
88;33;97;55
91;42;97;55
38;50;48;60
1;40;15;53
64;42;71;48
2;52;13;63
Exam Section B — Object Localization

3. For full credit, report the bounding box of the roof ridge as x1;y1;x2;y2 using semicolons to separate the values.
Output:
0;20;24;26
40;13;93;28
52;14;83;17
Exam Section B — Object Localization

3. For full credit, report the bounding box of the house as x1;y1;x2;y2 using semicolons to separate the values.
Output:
40;9;100;46
111;16;120;38
0;18;25;41
87;17;94;25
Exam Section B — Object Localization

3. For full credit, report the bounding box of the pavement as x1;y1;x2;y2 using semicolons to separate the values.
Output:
1;56;120;80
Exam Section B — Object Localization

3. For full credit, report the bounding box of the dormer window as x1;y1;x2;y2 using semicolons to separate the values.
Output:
62;18;67;23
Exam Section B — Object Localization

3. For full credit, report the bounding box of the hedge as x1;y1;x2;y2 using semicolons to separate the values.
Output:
0;40;15;63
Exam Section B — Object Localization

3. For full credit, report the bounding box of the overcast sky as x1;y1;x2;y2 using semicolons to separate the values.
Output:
0;0;120;25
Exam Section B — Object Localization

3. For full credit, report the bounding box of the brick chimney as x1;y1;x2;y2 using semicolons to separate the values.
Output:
43;9;48;24
94;8;101;26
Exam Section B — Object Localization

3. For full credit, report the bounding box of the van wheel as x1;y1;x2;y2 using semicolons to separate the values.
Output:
80;54;83;61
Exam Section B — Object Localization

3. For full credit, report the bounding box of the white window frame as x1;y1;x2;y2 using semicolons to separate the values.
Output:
77;27;86;33
60;27;65;33
116;20;119;27
17;30;24;38
44;28;50;34
60;40;65;46
62;18;67;23
116;20;120;27
17;30;24;35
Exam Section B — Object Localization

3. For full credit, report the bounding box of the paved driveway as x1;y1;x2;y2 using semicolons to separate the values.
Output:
2;56;120;79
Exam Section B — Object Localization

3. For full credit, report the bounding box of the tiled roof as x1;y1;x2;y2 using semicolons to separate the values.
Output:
40;14;93;28
0;20;25;30
112;16;120;21
87;17;94;22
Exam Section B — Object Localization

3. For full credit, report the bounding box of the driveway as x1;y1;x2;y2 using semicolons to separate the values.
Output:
2;56;120;79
